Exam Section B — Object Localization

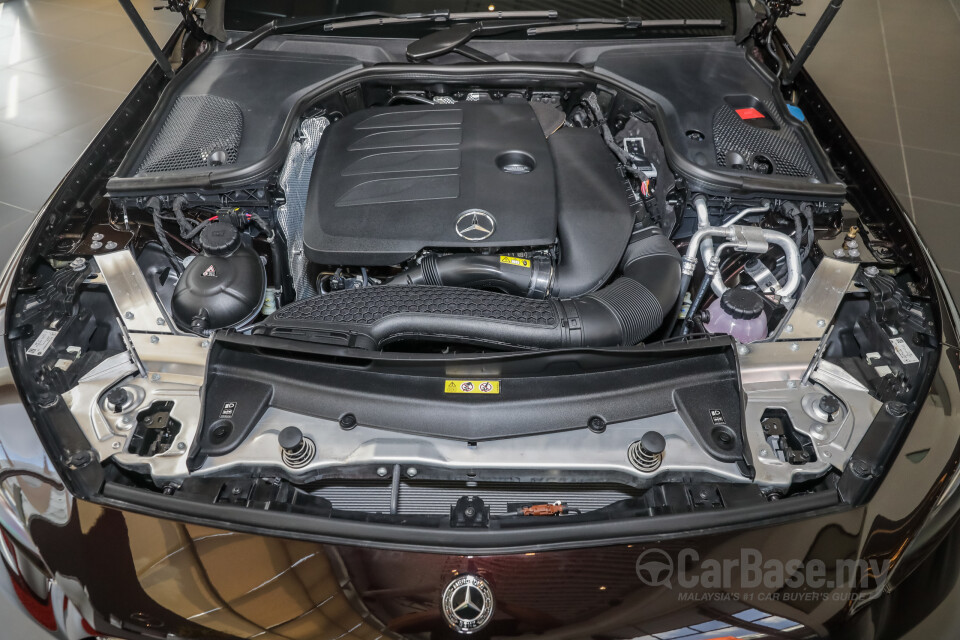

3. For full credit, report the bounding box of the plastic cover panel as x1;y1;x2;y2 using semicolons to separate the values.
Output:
137;95;243;174
594;41;843;195
269;285;560;327
110;50;357;187
713;100;817;178
303;102;558;266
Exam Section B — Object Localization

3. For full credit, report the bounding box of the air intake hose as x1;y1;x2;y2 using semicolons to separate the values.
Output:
263;229;681;350
387;253;554;298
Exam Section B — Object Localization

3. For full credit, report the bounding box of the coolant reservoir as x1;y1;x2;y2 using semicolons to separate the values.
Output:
704;288;768;343
171;222;265;333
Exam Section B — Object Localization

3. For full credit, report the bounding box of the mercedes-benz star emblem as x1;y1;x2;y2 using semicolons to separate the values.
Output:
442;574;495;634
456;210;496;242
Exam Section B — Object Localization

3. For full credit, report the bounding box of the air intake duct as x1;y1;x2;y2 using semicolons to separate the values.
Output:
388;253;554;299
262;229;680;350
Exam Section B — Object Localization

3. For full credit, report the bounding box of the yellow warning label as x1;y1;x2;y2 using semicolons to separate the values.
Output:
445;380;501;394
499;256;531;268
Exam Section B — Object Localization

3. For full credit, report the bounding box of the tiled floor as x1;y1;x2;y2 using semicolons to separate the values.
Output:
1;1;960;638
0;0;178;268
779;0;960;303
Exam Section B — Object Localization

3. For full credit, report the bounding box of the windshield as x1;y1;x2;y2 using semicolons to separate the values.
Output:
222;0;738;38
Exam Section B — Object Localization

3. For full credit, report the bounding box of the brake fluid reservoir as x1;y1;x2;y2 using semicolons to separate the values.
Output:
704;288;768;343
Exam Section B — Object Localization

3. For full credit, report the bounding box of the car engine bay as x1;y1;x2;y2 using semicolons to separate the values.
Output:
4;59;941;529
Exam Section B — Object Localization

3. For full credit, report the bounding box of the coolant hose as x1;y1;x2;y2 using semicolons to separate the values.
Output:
263;229;681;350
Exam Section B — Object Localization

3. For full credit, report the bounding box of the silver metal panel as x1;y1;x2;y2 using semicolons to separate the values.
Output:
776;257;859;341
95;250;173;334
62;334;209;480
739;340;881;488
197;407;749;486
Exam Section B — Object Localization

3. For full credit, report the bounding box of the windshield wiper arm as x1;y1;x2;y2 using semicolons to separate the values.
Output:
406;17;724;62
231;10;558;50
325;10;557;31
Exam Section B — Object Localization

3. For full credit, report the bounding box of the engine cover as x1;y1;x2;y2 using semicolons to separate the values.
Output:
303;102;558;266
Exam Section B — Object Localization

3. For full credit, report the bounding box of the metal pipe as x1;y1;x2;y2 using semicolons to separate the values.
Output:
683;241;739;335
693;195;727;297
722;201;772;227
763;229;802;297
697;197;773;295
681;203;802;299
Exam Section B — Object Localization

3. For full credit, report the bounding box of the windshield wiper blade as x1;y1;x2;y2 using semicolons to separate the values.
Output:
232;11;447;49
325;10;558;31
526;18;724;36
231;10;558;50
406;17;724;62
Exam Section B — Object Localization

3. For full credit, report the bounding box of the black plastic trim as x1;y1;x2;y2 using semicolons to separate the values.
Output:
101;481;841;554
107;57;846;199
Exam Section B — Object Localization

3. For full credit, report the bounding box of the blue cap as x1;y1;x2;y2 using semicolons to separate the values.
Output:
787;104;806;122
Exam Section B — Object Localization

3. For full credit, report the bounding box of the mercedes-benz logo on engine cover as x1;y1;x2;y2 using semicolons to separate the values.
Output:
442;574;495;634
456;210;496;241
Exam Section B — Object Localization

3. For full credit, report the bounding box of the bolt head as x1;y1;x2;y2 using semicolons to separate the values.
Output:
406;467;418;478
786;380;797;389
759;448;769;456
112;441;121;449
90;241;103;250
816;319;826;327
124;311;134;320
91;232;104;241
376;467;388;477
737;344;750;356
150;373;161;382
885;401;909;417
790;342;800;351
156;317;165;326
105;241;118;251
150;335;159;344
814;424;825;433
785;324;794;333
200;340;210;348
818;394;842;418
823;450;832;458
865;266;880;277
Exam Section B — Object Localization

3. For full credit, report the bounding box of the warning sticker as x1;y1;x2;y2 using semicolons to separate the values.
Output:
889;337;920;365
499;256;530;268
220;402;237;418
445;380;501;394
26;329;59;357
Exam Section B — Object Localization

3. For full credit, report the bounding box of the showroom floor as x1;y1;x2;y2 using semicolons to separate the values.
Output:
1;0;960;638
